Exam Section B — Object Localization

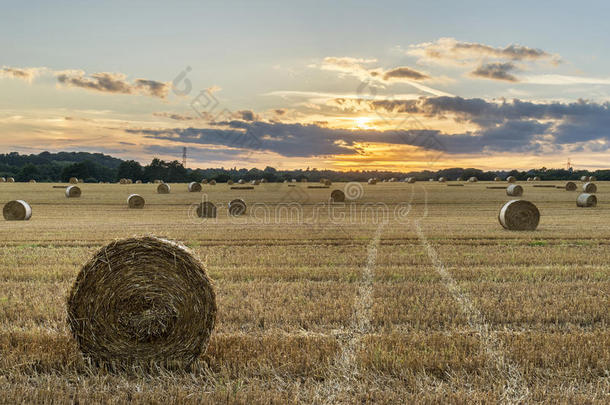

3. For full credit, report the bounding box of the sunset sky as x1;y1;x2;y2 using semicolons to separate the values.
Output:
1;1;609;171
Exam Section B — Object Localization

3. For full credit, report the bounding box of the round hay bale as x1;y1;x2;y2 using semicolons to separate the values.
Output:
407;177;416;184
208;180;216;186
429;178;434;182
228;199;246;216
29;179;37;183
201;179;208;185
154;179;163;184
583;182;597;193
506;176;516;183
468;177;478;183
126;179;133;185
438;177;446;183
188;182;202;192
6;177;15;183
157;183;171;194
127;194;145;209
323;179;332;186
65;185;82;198
260;179;267;183
590;176;597;181
526;177;533;182
506;184;523;197
227;180;234;185
196;201;217;218
533;176;541;181
330;189;345;203
498;200;540;231
368;178;377;185
494;177;501;182
456;177;463;181
237;179;245;184
67;236;216;370
135;180;142;184
580;176;588;182
291;179;297;183
0;177;5;182
69;177;78;184
3;200;32;221
577;193;597;207
565;181;577;191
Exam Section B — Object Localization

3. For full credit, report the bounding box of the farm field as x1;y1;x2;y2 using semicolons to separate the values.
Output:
0;181;609;404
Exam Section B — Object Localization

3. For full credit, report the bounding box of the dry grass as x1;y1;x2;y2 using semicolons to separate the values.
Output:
0;181;609;403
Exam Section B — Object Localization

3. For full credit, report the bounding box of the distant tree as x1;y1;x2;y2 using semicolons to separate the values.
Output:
16;164;39;182
117;160;143;181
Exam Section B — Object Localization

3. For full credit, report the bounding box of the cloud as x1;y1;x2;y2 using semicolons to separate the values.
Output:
521;74;610;85
235;110;257;121
57;71;170;98
408;37;558;66
383;67;429;81
153;112;196;121
471;62;519;82
0;66;47;83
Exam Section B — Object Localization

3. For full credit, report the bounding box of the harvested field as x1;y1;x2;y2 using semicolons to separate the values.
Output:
0;181;609;403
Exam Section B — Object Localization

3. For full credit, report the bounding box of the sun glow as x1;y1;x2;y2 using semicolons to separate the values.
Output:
354;116;373;129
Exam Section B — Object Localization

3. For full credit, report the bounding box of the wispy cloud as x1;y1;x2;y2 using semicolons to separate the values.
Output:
57;71;170;99
522;74;610;85
0;66;48;83
471;62;519;82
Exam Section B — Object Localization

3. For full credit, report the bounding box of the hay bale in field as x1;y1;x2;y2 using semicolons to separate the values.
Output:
125;179;133;185
565;181;577;191
323;179;332;186
201;179;208;185
208;180;216;185
498;200;540;231
468;177;478;183
67;236;216;370
227;180;234;185
389;177;397;182
260;179;267;183
533;176;541;181
250;180;260;186
196;201;217;218
429;178;434;182
577;193;597;207
589;176;597;181
65;185;81;198
583;182;597;193
7;177;15;183
406;177;416;184
526;177;533;182
456;177;463;181
494;177;501;182
135;180;142;184
119;178;127;185
300;178;308;183
506;176;516;183
368;178;377;185
127;194;145;209
291;179;297;183
3;200;32;221
188;182;202;192
29;179;36;183
438;177;446;182
157;183;171;194
237;179;245;184
0;177;5;183
228;199;247;216
506;184;523;196
580;176;588;182
154;179;163;184
69;177;78;184
330;189;345;203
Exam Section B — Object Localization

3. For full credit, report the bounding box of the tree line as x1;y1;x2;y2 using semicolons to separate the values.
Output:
1;151;609;183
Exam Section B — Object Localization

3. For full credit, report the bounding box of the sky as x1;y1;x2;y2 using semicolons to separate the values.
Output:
1;0;609;171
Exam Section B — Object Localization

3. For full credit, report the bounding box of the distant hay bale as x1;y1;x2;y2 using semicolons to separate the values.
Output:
506;176;517;183
188;182;202;192
565;182;577;191
456;177;463;181
3;200;32;221
227;180;234;185
7;177;15;183
368;178;377;185
533;176;541;181
154;179;163;184
135;180;142;184
580;176;588;182
260;179;267;183
438;177;446;182
69;177;78;184
127;194;145;209
119;178;127;185
589;176;597;181
429;179;434;182
323;179;332;186
389;178;397;182
506;184;523;196
228;199;247;216
157;183;171;194
330;189;345;203
65;185;81;198
196;202;217;218
300;178;308;183
67;236;216;370
29;179;36;183
291;179;297;183
577;193;597;207
237;179;245;184
406;178;416;184
0;177;5;182
526;177;533;182
498;200;540;231
583;182;597;193
494;177;501;182
250;180;260;186
125;179;133;185
208;180;216;185
468;177;478;183
201;179;208;185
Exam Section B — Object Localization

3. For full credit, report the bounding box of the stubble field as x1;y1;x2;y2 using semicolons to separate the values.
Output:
0;181;608;404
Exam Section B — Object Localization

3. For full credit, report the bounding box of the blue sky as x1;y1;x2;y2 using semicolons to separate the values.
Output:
1;1;609;170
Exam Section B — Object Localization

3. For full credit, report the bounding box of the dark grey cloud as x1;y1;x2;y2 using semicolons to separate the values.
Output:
455;42;550;61
236;110;257;121
57;72;169;99
383;66;429;81
471;62;518;82
153;112;196;121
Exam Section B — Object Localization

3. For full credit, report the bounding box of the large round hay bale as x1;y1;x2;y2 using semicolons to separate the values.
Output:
69;177;78;184
368;178;377;185
67;236;216;370
228;199;246;216
565;181;577;191
208;180;216;186
494;177;501;182
3;200;32;221
580;176;588;182
196;201;217;218
157;183;171;194
583;182;597;193
577;193;597;207
407;177;416;184
506;184;523;196
188;182;202;192
227;180;234;185
65;185;81;198
237;179;245;184
498;200;540;231
127;194;145;209
7;177;15;183
506;176;516;183
330;189;345;203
